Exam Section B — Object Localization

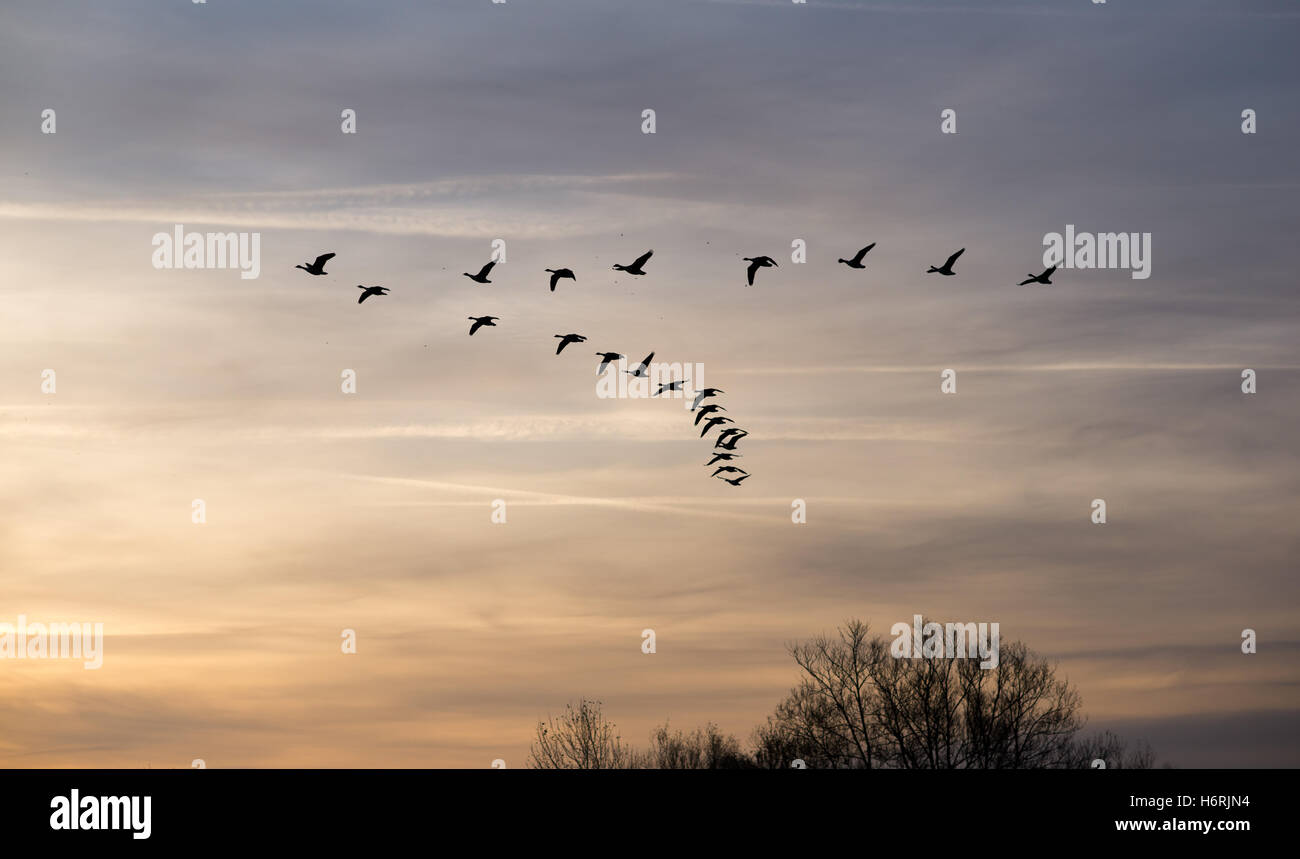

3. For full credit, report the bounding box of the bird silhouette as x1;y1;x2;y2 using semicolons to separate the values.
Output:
744;256;778;286
356;285;389;303
838;243;875;269
693;404;727;425
717;473;751;486
700;416;735;437
464;261;496;284
545;268;576;292
654;380;685;397
715;429;748;450
295;252;335;275
691;388;724;410
595;352;624;374
711;466;749;477
613;249;653;275
1018;266;1056;286
927;248;964;276
705;452;742;466
626;352;655;377
468;316;499;335
554;333;587;354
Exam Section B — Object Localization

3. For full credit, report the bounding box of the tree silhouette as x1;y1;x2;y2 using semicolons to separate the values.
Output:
754;619;1150;769
527;698;633;769
528;619;1156;769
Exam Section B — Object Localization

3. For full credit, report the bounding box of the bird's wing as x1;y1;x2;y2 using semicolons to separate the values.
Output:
549;271;559;290
1043;266;1057;277
469;320;483;335
313;253;335;268
632;249;653;268
746;260;759;285
854;243;875;262
945;248;965;267
478;261;496;278
358;291;370;304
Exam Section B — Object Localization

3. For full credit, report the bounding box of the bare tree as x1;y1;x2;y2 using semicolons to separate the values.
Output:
527;699;633;769
1066;730;1157;769
759;619;1148;769
643;721;752;769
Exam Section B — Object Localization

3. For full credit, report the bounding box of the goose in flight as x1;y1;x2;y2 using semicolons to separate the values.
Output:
700;416;735;437
595;352;624;375
715;429;748;450
467;316;499;336
625;352;655;377
1018;266;1056;286
743;255;778;286
653;380;685;397
838;243;875;269
691;388;724;410
613;249;653;275
927;248;964;276
718;473;752;486
296;252;335;275
356;285;389;303
545;268;576;292
464;261;496;284
705;452;742;466
693;404;727;425
711;466;749;478
554;333;587;355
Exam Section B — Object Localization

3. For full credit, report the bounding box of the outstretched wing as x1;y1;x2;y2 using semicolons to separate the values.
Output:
746;260;759;286
853;243;875;263
632;249;653;269
1042;265;1057;278
313;252;335;269
477;260;497;279
358;290;371;304
469;318;484;335
944;248;965;268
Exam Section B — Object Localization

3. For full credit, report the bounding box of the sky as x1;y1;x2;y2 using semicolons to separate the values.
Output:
0;0;1296;768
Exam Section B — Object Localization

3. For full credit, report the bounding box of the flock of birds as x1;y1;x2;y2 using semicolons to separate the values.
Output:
294;241;1061;489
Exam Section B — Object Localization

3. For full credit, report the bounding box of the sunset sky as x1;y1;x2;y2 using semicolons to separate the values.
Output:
1;0;1297;768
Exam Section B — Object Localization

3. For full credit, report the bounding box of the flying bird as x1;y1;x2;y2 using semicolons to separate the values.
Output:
711;466;749;478
613;249;653;275
653;380;685;397
554;333;587;354
545;268;576;292
700;417;735;437
718;473;751;486
467;316;499;336
626;352;655;377
464;261;496;284
356;285;389;303
295;252;335;275
693;404;727;425
1018;266;1057;286
838;243;876;269
595;352;624;374
691;388;724;410
743;255;778;286
705;452;742;466
927;248;965;276
715;429;748;450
